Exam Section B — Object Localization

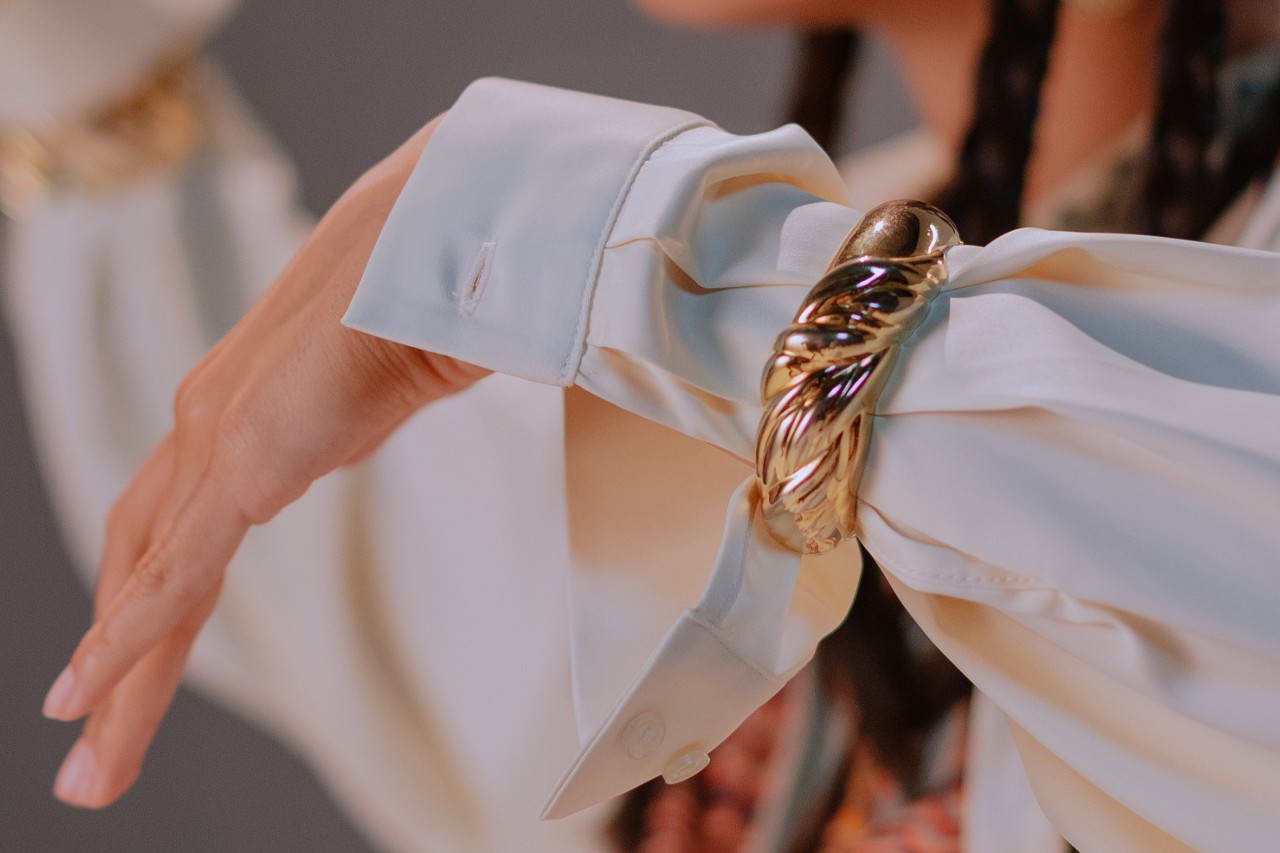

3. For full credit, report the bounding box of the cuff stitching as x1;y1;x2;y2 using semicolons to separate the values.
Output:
458;240;497;317
559;117;714;386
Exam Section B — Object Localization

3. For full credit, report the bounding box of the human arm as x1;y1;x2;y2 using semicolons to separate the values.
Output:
40;113;490;807
2;0;314;577
3;4;516;839
40;76;863;813
41;74;1280;852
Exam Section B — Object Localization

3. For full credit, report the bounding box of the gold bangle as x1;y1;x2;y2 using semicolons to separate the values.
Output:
0;52;206;219
754;199;961;554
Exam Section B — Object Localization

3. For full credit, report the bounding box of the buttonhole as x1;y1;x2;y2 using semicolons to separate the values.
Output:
459;241;496;317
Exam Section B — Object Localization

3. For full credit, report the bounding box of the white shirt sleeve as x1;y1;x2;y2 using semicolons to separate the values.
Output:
345;77;1280;850
346;76;865;819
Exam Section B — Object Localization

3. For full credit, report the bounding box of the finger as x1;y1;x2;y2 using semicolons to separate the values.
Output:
95;436;177;618
53;587;219;808
43;470;248;723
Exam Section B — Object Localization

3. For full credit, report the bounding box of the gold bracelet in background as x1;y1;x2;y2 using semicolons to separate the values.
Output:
755;199;961;554
0;52;207;219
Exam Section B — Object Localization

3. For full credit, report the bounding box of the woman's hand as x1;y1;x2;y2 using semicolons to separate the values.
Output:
40;114;489;808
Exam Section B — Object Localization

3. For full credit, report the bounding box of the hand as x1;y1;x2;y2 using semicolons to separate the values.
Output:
41;114;489;808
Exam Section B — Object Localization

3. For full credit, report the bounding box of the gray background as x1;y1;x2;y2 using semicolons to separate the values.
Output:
1;2;913;850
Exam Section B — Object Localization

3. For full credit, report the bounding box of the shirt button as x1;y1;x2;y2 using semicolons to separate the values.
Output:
662;748;710;784
621;711;666;760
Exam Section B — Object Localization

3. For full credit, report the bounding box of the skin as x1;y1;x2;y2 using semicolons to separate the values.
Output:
42;116;489;807
639;0;1164;209
44;0;1170;810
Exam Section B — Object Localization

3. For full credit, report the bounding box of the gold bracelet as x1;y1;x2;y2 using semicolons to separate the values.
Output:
754;199;961;554
0;52;206;219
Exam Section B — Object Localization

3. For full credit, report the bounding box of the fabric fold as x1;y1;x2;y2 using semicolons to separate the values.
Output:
348;76;1280;846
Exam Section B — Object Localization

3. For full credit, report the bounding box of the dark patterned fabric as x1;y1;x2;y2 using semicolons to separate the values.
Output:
627;693;967;852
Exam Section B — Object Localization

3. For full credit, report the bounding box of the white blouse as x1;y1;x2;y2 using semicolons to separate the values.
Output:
345;78;1280;852
6;4;1280;848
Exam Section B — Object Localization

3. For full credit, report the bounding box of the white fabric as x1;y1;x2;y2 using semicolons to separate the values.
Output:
2;13;607;851
0;0;234;124
345;79;868;816
963;688;1066;853
844;129;1062;853
7;6;1279;845
348;78;1280;851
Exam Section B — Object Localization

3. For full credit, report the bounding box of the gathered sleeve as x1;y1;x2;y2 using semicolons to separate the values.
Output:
346;78;1280;849
345;77;866;818
345;76;861;455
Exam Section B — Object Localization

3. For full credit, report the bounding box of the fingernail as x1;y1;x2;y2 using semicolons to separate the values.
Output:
53;739;97;806
43;666;77;720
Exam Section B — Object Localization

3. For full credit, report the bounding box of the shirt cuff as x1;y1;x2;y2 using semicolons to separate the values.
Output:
343;77;711;386
343;76;860;427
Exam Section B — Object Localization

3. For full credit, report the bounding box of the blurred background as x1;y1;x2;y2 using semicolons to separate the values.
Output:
0;1;913;849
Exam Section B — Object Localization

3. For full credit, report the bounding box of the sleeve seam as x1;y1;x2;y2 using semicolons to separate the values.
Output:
868;545;1053;593
558;117;715;386
686;610;788;684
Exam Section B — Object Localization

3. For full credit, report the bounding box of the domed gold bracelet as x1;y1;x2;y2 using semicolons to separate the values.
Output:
754;199;961;554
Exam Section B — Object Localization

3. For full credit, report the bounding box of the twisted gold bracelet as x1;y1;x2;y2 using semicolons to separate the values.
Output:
754;199;961;554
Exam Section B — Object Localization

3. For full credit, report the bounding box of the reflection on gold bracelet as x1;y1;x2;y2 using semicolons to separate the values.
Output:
754;199;961;554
